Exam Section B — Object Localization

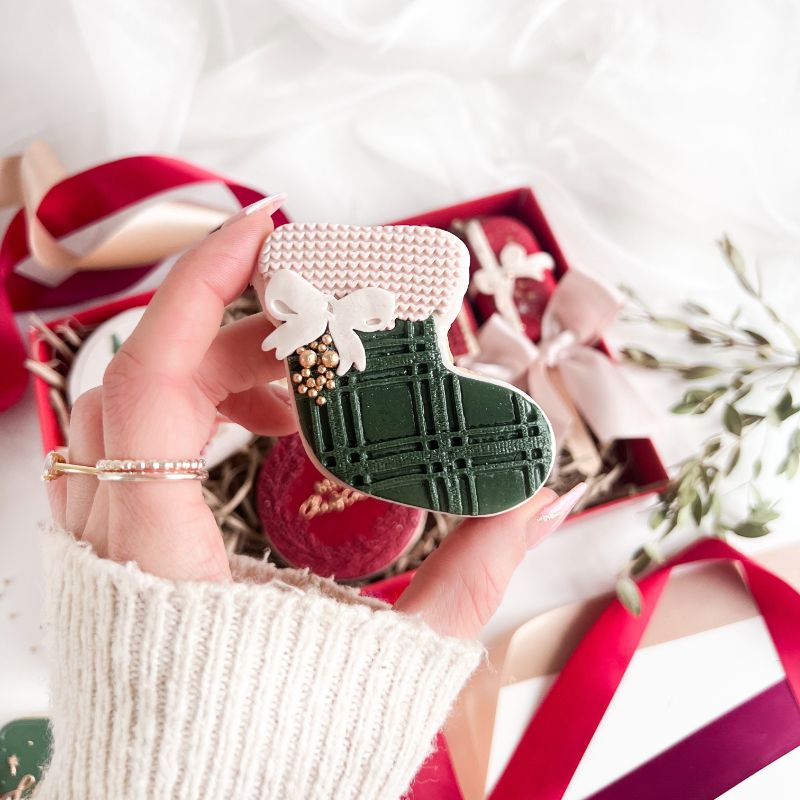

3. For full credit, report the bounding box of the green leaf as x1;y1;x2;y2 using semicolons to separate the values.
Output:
655;318;689;331
710;493;722;521
688;329;714;345
704;438;722;456
743;329;770;346
621;348;660;368
648;508;666;530
723;404;743;436
772;391;799;423
642;541;666;565
630;549;652;576
616;576;643;616
724;445;741;476
681;365;722;380
750;501;780;525
733;384;752;402
684;389;714;403
684;301;710;316
783;451;800;479
719;236;748;278
691;494;704;525
741;413;765;427
671;401;699;415
732;521;771;538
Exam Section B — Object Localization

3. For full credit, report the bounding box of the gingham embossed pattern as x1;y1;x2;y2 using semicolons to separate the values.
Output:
259;223;469;326
292;318;553;516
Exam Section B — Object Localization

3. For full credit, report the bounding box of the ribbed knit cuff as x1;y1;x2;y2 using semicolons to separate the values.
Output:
37;528;482;800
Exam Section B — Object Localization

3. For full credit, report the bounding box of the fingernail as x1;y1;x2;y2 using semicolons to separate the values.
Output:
534;482;587;524
221;193;287;228
270;382;293;406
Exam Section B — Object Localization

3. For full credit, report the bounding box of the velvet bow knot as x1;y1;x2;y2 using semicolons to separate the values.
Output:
461;269;652;443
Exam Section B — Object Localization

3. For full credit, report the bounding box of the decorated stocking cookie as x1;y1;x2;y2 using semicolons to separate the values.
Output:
257;223;554;517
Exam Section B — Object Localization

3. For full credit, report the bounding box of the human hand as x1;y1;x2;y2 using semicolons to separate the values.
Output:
47;197;584;638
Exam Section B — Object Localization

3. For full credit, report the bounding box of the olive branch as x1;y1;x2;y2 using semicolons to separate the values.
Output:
615;236;800;614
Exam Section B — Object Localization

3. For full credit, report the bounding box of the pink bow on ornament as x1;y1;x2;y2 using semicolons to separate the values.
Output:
461;269;653;446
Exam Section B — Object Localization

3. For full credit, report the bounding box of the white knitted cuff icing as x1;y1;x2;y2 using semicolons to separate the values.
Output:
38;528;482;800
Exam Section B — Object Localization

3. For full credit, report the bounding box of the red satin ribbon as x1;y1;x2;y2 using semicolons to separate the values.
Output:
489;538;800;800
0;155;276;410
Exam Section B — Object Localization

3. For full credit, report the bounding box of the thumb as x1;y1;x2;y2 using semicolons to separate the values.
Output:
395;483;586;640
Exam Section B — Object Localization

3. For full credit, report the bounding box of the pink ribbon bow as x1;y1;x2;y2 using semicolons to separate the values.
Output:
461;269;653;443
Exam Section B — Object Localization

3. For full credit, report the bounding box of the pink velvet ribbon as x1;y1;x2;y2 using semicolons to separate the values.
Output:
489;537;800;800
0;144;279;410
461;270;653;443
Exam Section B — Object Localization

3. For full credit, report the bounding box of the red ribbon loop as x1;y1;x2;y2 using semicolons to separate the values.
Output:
0;154;272;410
489;537;800;800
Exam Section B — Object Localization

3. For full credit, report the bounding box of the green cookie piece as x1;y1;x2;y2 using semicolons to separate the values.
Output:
292;317;553;516
0;718;50;796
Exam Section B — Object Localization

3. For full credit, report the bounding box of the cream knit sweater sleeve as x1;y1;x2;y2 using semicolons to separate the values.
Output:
37;528;482;800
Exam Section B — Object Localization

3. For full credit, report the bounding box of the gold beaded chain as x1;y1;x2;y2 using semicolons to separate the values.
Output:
299;479;366;520
291;333;340;407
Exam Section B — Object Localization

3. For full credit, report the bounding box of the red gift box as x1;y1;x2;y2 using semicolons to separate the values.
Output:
388;187;669;522
30;187;668;524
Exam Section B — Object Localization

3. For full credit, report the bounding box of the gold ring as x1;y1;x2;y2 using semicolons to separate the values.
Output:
42;452;208;482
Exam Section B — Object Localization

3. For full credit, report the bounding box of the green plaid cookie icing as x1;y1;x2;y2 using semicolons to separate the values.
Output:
258;223;555;517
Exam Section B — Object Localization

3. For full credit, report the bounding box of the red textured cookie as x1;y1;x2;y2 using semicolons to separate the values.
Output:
257;434;426;581
461;215;557;342
446;300;479;359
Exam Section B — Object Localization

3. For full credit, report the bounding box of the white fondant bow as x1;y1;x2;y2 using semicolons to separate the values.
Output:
261;270;396;375
460;269;653;443
465;219;555;333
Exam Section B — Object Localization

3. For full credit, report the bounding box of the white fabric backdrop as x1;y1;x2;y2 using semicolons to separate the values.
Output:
2;0;800;794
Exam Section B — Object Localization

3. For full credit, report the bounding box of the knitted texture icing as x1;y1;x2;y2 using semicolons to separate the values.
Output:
259;223;469;327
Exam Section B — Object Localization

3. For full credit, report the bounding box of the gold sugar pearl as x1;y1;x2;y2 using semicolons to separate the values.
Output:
317;364;327;374
295;347;304;355
297;384;308;395
321;350;340;369
301;368;312;378
315;396;327;406
316;376;326;386
325;370;335;380
317;343;328;352
306;377;316;388
291;373;303;384
309;341;319;350
298;349;318;368
308;388;319;399
325;379;336;390
321;334;333;345
319;501;329;513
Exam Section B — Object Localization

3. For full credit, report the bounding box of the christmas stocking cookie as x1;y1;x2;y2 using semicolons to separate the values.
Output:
257;223;554;516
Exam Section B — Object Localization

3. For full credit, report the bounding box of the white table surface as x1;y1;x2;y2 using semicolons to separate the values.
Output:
2;1;800;793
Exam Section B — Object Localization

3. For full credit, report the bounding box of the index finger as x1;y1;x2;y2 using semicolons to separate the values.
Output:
123;194;285;377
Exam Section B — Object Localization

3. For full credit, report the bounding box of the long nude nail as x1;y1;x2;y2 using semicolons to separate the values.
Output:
534;482;587;523
221;193;287;228
526;482;586;548
270;382;293;407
